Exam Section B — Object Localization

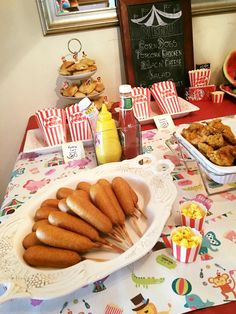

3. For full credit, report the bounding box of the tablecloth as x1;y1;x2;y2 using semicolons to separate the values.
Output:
0;127;236;314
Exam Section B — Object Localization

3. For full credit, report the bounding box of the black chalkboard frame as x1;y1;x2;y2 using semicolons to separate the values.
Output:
117;0;194;94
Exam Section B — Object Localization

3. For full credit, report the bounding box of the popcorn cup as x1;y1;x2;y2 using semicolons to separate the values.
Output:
171;226;202;263
131;87;151;119
188;69;211;87
211;91;224;103
105;304;123;314
180;201;207;231
150;81;181;114
65;103;92;142
35;108;67;146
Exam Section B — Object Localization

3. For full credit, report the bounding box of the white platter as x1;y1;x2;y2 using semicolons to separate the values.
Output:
128;97;199;125
219;84;236;99
59;69;97;81
60;90;103;101
0;155;176;303
175;116;236;184
23;128;93;154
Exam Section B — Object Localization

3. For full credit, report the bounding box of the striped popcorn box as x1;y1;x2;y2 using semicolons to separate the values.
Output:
35;108;67;146
104;304;123;314
180;201;207;231
65;103;92;142
211;91;224;103
131;87;151;119
171;226;202;263
188;69;211;87
150;81;181;113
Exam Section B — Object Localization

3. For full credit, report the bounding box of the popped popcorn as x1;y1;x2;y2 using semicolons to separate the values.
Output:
181;202;205;219
171;226;202;248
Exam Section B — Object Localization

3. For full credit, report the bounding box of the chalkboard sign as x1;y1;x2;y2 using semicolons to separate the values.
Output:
117;0;194;95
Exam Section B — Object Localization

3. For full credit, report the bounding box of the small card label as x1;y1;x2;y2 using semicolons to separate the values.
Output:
154;114;175;130
62;141;85;163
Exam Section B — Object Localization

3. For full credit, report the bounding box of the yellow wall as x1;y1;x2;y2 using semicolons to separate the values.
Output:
0;0;236;203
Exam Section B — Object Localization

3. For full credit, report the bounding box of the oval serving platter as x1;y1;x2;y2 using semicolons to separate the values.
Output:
0;155;176;303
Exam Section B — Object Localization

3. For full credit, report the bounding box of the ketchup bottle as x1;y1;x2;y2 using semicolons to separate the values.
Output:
118;84;142;160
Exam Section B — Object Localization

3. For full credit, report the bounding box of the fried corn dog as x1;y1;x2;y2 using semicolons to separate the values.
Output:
66;191;113;233
76;181;91;193
48;211;104;243
97;179;125;225
40;198;59;208
36;224;100;252
34;206;58;221
90;183;120;225
22;232;43;249
56;187;74;199
112;177;135;216
23;245;81;268
32;219;50;232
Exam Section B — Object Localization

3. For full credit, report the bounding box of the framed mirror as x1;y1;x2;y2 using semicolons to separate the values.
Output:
36;0;236;35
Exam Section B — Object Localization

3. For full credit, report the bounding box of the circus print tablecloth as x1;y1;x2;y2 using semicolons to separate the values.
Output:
0;128;236;314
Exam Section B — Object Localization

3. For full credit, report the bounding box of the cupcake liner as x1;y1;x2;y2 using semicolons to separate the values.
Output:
211;91;224;103
171;227;202;263
150;81;181;114
35;108;67;146
131;87;151;119
65;104;92;142
180;201;207;231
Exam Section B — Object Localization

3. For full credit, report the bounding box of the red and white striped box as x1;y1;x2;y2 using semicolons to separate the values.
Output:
171;226;202;263
211;91;225;103
104;304;123;314
65;103;92;142
131;87;151;119
150;81;181;114
180;201;207;232
35;108;67;146
188;69;211;87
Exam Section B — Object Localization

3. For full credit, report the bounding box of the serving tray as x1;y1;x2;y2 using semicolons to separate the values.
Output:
0;154;176;303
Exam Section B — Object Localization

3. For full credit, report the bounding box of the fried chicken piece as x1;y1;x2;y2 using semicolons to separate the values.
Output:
207;119;236;144
207;145;235;166
205;134;225;149
198;142;214;157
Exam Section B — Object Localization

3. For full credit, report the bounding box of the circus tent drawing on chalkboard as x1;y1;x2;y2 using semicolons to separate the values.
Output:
131;5;182;27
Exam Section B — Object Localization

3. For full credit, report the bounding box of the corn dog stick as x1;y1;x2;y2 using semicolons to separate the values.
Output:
90;183;120;225
97;179;125;225
116;225;134;246
126;182;147;219
66;191;113;234
129;217;143;238
36;224;101;252
101;243;125;253
111;177;135;216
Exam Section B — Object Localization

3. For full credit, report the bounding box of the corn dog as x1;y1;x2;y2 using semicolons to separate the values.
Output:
112;177;135;216
90;183;119;225
22;232;43;249
32;219;50;232
66;191;113;233
40;198;59;208
97;179;125;225
34;206;58;221
23;245;81;268
76;181;91;193
48;211;104;243
56;187;74;200
36;224;101;252
58;198;71;213
74;189;90;200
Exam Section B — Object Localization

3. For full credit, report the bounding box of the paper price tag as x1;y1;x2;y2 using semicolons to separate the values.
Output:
62;141;85;163
154;114;175;130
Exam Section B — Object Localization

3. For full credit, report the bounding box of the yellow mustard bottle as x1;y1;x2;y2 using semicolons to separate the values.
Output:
95;104;122;164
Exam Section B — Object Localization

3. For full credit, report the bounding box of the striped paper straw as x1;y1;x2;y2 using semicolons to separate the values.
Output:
35;108;67;146
131;87;151;119
151;81;180;113
188;69;211;87
65;104;92;142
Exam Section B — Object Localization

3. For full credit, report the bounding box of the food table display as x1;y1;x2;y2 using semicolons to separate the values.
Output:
0;95;236;313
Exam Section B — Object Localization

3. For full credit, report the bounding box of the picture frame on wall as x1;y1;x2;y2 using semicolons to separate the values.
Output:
117;0;194;95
